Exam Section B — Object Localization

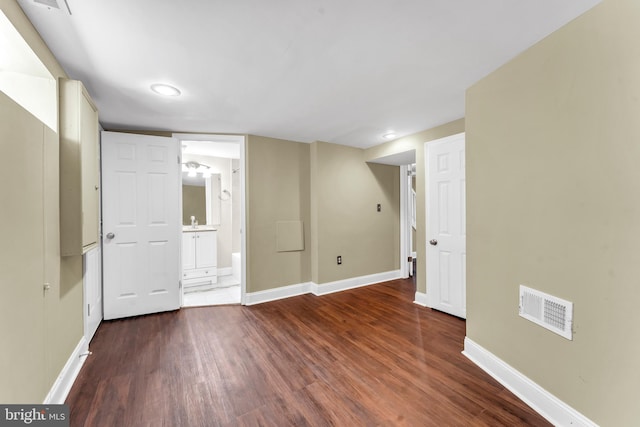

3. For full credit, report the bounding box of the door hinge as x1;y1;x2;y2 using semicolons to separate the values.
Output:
179;280;182;289
87;303;91;317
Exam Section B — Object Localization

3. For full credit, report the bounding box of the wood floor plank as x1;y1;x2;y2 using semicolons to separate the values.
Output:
66;278;551;426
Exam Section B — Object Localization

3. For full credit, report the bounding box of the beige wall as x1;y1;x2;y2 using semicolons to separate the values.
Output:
364;119;465;293
466;1;639;425
311;141;399;284
247;136;401;291
246;135;312;292
0;0;82;403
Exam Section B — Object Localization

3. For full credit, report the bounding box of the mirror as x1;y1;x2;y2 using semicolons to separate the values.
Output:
182;172;221;226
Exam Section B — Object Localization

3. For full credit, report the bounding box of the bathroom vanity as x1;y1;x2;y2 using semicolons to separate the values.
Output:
182;227;217;290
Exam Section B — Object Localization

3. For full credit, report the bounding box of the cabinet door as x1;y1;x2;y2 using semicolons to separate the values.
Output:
59;79;99;255
80;89;99;249
182;233;196;270
195;231;216;269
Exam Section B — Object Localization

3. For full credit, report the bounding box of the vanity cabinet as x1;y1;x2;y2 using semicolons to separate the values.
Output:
182;230;217;288
59;79;100;255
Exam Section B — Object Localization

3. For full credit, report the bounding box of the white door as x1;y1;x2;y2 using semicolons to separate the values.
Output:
102;131;181;320
426;133;466;318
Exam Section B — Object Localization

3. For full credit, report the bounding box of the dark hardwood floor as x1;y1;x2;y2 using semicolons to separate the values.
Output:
66;278;551;426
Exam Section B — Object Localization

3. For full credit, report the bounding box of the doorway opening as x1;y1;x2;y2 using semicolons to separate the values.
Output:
174;133;246;307
366;149;417;285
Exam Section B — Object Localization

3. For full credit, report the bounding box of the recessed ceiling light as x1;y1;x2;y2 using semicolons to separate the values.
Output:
383;132;397;139
150;83;181;96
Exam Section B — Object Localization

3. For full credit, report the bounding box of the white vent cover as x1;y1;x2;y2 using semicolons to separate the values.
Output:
33;0;59;8
519;285;573;340
32;0;72;14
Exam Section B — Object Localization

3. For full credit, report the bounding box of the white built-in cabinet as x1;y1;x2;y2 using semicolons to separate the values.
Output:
59;79;100;255
182;230;217;289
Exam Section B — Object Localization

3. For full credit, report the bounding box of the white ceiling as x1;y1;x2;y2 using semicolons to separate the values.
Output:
18;0;600;149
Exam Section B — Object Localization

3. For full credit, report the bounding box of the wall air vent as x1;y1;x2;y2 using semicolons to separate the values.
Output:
33;0;59;8
32;0;72;14
519;285;573;340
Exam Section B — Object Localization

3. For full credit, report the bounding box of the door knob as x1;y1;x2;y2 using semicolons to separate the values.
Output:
106;232;115;239
429;239;438;246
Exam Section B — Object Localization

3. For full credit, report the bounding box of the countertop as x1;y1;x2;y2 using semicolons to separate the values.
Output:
182;226;217;232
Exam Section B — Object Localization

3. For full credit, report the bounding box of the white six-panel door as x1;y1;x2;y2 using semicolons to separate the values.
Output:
102;131;181;320
426;133;466;318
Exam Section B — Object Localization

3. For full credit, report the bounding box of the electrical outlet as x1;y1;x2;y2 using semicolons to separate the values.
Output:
337;255;342;265
377;203;381;212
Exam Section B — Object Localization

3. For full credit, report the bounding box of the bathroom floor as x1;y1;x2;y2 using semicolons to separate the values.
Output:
182;275;241;307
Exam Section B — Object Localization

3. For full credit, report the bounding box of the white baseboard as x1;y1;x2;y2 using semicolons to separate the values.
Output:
217;267;232;277
414;291;428;307
311;270;402;296
244;282;312;305
462;337;597;427
43;337;89;404
244;270;402;305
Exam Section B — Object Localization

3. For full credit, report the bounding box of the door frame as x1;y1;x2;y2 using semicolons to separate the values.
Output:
400;164;409;278
173;133;247;305
399;164;416;278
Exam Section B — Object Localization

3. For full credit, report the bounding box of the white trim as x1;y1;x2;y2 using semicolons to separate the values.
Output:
462;337;598;427
173;133;247;307
414;291;428;307
172;133;245;144
311;270;402;296
178;145;184;307
240;137;247;306
43;337;89;404
399;165;409;278
244;270;402;305
217;266;233;277
244;282;312;305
